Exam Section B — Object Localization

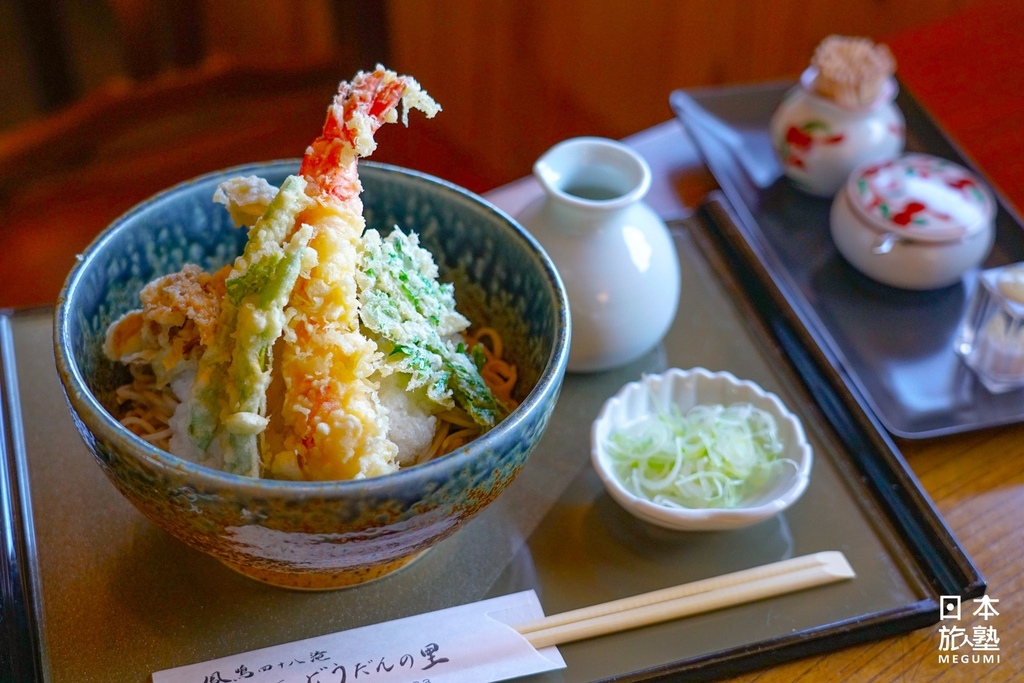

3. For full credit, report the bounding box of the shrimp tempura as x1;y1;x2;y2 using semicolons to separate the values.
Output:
113;66;444;480
267;66;440;480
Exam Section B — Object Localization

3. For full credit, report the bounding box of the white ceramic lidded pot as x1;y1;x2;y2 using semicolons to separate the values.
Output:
829;153;996;290
770;67;905;197
516;137;680;372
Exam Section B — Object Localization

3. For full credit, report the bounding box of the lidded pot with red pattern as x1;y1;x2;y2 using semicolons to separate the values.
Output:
829;153;996;290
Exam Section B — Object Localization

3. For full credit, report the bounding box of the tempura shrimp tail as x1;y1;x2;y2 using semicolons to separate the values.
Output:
299;65;440;205
271;66;440;481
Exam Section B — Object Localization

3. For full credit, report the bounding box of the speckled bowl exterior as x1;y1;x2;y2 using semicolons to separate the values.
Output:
54;160;569;589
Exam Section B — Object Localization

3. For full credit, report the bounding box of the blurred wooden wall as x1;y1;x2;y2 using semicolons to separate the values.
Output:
0;0;985;308
385;0;981;188
3;0;983;190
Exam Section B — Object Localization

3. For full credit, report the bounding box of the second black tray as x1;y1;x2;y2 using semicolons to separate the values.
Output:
672;81;1024;438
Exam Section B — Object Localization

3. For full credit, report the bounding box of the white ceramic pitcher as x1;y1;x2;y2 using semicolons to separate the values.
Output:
516;137;680;372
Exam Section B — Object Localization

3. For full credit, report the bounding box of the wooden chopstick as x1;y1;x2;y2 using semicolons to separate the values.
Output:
516;551;854;649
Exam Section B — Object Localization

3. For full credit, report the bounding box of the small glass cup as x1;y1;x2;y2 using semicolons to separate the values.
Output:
955;262;1024;393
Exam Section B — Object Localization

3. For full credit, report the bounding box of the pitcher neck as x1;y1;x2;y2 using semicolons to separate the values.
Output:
533;137;652;211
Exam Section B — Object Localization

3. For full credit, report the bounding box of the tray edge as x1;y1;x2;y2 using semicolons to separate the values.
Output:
672;81;1024;439
0;311;48;682
697;194;986;599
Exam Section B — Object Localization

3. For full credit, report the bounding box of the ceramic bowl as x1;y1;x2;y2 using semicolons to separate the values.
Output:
590;367;812;532
830;153;996;290
54;160;570;590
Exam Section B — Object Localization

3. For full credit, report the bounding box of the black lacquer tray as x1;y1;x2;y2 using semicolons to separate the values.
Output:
672;81;1024;438
0;194;983;681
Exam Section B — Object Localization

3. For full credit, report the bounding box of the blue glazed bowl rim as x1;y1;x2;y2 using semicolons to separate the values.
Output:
54;159;570;497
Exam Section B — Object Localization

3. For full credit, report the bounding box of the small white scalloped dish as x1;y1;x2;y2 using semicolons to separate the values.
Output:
591;367;813;531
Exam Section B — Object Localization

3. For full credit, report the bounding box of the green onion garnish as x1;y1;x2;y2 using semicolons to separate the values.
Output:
605;402;795;510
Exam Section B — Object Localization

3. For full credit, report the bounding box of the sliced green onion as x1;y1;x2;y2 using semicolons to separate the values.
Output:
605;401;795;510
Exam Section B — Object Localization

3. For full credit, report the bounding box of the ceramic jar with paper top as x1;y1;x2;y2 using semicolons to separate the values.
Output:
516;137;680;373
770;67;905;197
829;153;996;290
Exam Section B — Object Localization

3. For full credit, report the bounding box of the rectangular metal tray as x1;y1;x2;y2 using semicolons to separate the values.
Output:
671;81;1024;438
0;202;983;681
